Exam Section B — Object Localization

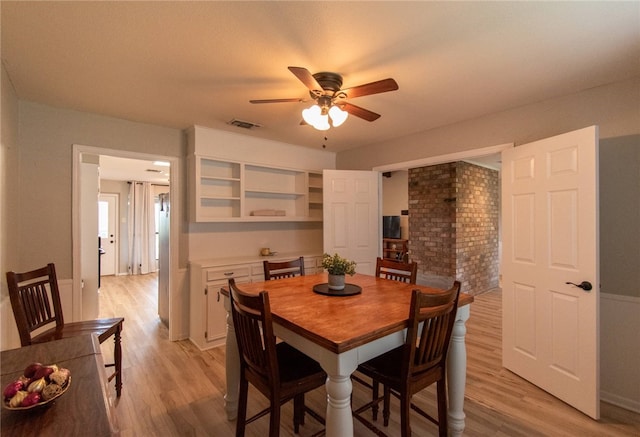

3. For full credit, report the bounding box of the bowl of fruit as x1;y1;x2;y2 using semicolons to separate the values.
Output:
3;362;71;410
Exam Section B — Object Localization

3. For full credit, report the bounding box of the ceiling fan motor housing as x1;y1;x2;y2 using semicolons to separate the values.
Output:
311;72;343;95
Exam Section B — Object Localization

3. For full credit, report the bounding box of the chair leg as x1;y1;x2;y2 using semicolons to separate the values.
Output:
436;380;448;437
236;378;249;437
114;325;123;397
269;397;281;437
383;386;391;427
293;393;305;433
399;391;412;437
372;380;379;421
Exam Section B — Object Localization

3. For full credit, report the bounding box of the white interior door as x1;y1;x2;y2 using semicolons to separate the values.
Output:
501;126;599;419
98;193;118;276
323;170;380;274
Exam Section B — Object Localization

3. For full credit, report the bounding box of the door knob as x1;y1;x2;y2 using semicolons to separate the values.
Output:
565;281;592;291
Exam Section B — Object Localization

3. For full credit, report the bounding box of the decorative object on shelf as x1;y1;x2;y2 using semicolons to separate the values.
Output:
260;248;278;256
251;209;286;217
322;253;356;291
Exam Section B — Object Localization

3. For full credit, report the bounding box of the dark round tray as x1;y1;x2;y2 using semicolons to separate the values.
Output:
312;283;362;296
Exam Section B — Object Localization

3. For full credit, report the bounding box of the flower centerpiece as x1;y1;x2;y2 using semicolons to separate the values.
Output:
322;253;356;290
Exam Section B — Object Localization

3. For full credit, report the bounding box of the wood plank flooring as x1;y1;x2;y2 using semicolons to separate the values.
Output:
98;273;640;436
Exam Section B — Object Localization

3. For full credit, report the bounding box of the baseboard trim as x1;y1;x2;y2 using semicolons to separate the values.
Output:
601;391;640;414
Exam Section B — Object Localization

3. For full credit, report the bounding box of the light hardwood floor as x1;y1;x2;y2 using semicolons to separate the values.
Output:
98;273;640;436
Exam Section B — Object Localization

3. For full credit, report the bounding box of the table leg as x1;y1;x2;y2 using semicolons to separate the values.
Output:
447;304;470;437
224;299;240;421
325;373;355;437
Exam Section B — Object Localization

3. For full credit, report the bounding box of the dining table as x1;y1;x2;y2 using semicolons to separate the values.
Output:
221;272;474;437
1;334;117;436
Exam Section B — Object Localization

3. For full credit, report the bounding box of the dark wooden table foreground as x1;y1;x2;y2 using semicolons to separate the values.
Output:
1;334;117;436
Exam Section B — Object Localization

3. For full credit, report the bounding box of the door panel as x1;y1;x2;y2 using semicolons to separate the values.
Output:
98;193;118;276
502;126;599;419
323;170;380;275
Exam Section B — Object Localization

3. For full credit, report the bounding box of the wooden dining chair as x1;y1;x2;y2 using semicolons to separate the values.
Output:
353;281;461;437
375;257;418;284
228;278;326;437
353;256;419;401
263;256;305;280
6;263;124;397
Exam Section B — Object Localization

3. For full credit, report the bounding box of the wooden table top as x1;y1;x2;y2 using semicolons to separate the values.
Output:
1;335;116;437
225;272;473;354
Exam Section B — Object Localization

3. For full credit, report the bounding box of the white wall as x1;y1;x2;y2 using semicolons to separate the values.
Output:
382;171;408;216
16;101;186;278
599;135;640;299
338;77;640;171
1;63;21;349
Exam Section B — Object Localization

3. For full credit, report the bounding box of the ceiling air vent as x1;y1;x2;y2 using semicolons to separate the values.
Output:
228;118;262;129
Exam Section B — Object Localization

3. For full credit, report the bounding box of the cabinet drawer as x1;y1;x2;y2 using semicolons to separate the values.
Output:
206;266;251;282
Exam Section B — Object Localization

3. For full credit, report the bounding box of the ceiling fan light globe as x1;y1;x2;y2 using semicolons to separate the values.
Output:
302;104;322;125
314;114;330;131
329;106;348;127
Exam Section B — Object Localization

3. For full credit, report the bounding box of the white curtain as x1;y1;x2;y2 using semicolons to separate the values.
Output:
127;181;156;275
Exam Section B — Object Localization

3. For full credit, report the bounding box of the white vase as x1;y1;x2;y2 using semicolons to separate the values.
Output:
327;273;346;291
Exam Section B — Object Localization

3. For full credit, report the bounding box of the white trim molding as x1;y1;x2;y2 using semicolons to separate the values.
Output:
373;143;513;172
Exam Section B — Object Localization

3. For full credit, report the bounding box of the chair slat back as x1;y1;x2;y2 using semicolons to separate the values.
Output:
375;257;418;284
228;278;279;385
263;257;305;280
6;263;64;346
404;281;461;377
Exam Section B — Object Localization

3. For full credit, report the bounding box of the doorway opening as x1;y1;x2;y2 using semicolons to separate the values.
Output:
72;144;179;340
376;143;510;294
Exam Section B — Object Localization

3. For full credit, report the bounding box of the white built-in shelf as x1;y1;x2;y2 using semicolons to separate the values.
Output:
189;155;323;222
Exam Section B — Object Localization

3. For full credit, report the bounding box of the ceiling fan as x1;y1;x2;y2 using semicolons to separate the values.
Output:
250;66;399;130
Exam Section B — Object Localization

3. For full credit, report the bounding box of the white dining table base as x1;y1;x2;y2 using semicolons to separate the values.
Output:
223;297;471;437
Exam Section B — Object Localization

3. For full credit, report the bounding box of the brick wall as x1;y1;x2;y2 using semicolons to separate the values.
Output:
455;162;500;294
408;162;499;295
408;163;457;279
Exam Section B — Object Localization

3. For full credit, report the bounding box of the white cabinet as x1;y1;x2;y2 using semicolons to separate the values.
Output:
189;253;322;350
188;155;323;222
189;262;251;350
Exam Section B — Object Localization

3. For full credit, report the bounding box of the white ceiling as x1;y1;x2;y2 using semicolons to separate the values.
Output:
2;2;639;154
99;155;170;184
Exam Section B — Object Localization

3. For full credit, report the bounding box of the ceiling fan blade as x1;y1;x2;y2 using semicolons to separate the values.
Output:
249;98;305;104
288;66;323;93
339;102;381;122
341;78;399;99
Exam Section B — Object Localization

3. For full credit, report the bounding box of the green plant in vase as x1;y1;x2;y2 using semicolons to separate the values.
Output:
322;253;356;290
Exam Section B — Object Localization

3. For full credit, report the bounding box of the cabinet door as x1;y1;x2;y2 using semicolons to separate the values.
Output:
205;276;251;345
303;256;323;274
206;284;227;344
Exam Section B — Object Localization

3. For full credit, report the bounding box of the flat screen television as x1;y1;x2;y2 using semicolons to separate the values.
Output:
383;215;401;239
